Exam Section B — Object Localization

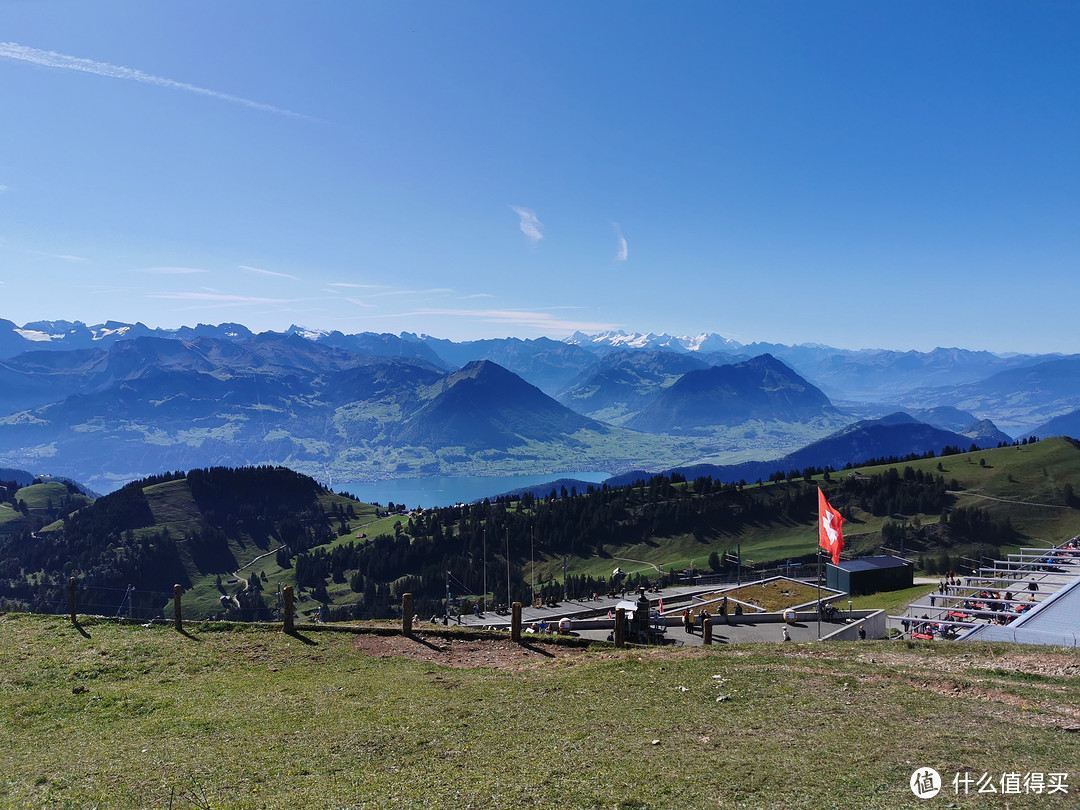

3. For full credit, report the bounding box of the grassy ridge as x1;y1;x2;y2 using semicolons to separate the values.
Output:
136;478;394;619
546;438;1080;585
2;613;1078;809
135;440;1080;620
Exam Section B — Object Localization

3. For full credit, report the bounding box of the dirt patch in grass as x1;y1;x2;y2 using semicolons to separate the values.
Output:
755;644;1080;730
350;633;587;669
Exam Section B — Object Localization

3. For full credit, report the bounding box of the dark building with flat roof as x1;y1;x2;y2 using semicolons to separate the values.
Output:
827;555;913;596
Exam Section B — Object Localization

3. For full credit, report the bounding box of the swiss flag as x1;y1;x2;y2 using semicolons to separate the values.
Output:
818;488;845;566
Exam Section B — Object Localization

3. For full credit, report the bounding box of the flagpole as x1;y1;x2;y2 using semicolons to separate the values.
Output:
816;549;822;641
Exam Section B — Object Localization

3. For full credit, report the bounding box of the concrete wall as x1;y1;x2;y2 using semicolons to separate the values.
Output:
820;609;887;641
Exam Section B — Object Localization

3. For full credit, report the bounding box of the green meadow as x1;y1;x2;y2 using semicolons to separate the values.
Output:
2;612;1079;809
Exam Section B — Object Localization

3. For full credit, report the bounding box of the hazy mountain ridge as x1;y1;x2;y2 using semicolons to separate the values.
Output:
626;354;836;433
1;319;1077;491
608;413;1001;487
895;355;1080;433
557;349;712;422
0;333;684;490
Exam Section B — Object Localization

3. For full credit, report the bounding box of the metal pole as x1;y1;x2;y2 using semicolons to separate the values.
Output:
563;555;568;602
816;551;822;640
69;576;77;624
531;525;535;607
506;528;511;611
483;528;487;614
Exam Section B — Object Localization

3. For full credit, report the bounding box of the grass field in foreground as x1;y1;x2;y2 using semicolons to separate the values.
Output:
2;613;1079;809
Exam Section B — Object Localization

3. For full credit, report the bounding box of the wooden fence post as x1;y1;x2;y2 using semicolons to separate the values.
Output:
511;601;522;642
283;585;294;633
614;607;626;647
173;584;183;630
402;593;413;636
69;576;77;624
703;616;713;645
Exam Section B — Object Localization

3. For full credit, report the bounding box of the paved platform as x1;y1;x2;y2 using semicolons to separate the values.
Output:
441;580;858;645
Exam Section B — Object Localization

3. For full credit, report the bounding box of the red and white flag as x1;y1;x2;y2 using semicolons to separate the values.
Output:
818;488;845;566
658;597;664;614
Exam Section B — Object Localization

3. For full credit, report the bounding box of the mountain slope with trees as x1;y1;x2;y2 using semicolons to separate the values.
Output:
6;439;1075;624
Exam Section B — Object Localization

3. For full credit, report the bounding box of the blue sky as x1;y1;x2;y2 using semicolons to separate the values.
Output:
1;2;1077;353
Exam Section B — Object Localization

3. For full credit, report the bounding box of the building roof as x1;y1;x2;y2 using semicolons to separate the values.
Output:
834;555;911;573
962;575;1080;646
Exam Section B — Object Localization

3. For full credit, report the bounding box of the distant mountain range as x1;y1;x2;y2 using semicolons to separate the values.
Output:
1;319;1076;491
608;412;1015;487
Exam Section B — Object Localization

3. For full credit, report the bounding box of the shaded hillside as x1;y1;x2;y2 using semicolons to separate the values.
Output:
558;349;710;421
960;419;1013;447
787;345;1045;401
0;478;92;541
1035;407;1080;441
613;413;998;486
626;354;834;433
416;336;597;395
395;360;606;451
911;406;978;432
897;355;1080;431
0;466;352;619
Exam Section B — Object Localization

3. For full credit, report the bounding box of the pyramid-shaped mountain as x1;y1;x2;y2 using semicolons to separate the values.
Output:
559;349;710;420
626;354;834;433
395;360;607;451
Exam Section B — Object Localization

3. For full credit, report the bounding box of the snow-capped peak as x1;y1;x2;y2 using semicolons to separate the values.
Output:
92;325;131;341
14;328;63;342
565;330;742;353
286;324;330;341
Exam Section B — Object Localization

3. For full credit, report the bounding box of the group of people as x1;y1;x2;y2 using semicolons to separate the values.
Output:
681;607;709;633
679;598;746;635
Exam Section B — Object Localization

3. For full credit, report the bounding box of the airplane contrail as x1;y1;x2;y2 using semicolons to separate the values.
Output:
0;41;314;120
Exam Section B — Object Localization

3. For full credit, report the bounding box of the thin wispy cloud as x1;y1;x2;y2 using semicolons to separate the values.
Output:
148;291;290;304
136;266;208;275
0;42;312;120
345;297;376;309
510;205;543;244
370;288;453;298
28;249;89;262
613;223;628;262
327;282;385;290
240;264;300;281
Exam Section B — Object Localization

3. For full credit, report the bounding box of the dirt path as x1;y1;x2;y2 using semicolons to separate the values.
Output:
948;490;1069;510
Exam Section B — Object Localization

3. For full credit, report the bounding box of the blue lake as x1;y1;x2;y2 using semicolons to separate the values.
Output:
337;471;611;509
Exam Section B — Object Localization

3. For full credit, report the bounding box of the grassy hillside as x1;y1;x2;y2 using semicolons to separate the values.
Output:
2;613;1078;809
6;439;1077;622
0;467;403;620
131;474;394;619
0;480;92;538
551;438;1080;585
